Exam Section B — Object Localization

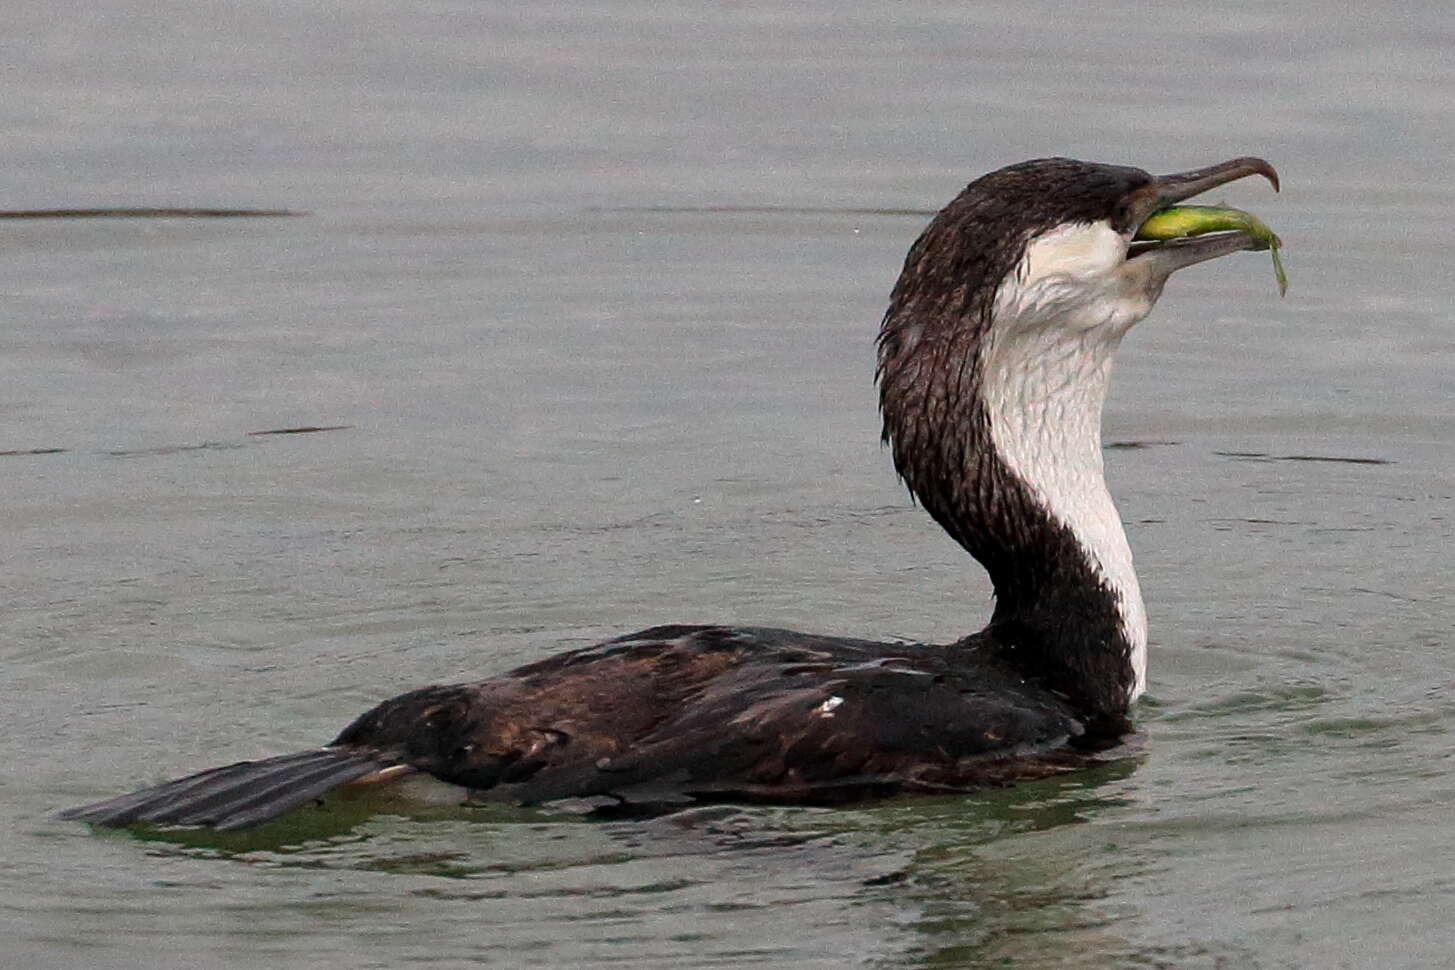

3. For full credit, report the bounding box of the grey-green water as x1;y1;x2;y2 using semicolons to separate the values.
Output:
5;2;1453;968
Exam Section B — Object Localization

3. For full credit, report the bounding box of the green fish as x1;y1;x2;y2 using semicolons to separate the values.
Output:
1135;204;1287;297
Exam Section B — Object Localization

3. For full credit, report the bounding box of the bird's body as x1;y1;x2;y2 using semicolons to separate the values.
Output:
92;626;1096;830
60;156;1280;831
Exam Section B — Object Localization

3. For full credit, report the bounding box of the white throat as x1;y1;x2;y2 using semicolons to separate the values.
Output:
984;220;1153;700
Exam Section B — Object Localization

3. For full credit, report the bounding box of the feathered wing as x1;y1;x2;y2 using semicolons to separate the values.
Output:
470;641;1090;804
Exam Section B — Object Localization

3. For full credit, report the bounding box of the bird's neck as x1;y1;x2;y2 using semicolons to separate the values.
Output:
979;322;1146;708
879;307;1144;719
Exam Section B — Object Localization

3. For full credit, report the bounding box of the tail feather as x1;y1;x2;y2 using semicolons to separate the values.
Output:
57;748;396;830
143;751;357;825
172;756;395;831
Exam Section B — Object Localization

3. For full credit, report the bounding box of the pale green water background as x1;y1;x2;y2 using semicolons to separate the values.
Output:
4;3;1452;968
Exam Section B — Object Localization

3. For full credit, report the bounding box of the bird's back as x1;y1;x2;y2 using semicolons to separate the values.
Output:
330;624;1094;805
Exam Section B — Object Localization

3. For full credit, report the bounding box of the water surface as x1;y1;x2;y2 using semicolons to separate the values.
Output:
5;2;1453;968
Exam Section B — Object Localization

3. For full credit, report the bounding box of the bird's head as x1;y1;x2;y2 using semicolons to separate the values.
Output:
878;155;1282;417
879;156;1280;356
